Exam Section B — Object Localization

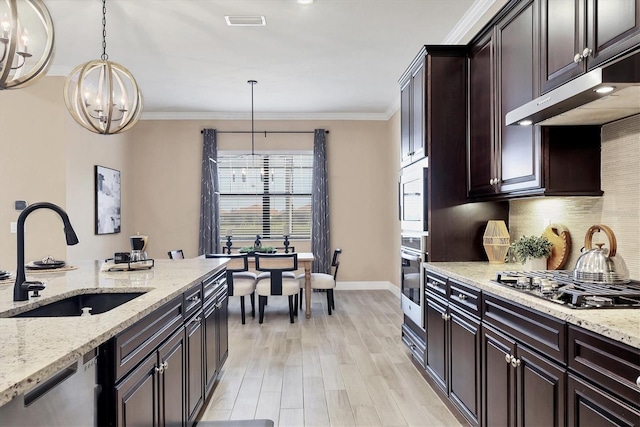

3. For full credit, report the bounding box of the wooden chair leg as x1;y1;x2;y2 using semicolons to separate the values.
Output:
294;294;299;316
259;296;266;324
288;295;295;324
330;289;335;310
299;289;303;309
240;296;246;324
326;291;332;315
250;293;255;317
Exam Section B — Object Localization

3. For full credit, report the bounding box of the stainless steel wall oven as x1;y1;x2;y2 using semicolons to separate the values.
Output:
401;231;428;328
399;158;428;232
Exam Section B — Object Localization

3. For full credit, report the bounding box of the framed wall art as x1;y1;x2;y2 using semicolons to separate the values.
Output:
95;165;121;234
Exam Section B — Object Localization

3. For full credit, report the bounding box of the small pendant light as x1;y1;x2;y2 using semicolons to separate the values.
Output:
0;0;54;90
63;0;143;134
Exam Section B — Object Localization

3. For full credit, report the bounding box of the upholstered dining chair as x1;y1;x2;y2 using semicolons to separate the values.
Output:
168;249;184;259
206;253;257;324
254;253;299;324
299;248;341;315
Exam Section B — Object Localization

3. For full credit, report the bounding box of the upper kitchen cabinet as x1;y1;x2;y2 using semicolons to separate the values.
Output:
400;53;426;167
540;0;640;93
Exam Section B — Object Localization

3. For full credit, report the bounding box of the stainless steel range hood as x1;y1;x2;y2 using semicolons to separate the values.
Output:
506;51;640;126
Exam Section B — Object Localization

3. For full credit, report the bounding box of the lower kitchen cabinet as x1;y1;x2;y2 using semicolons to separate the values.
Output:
186;313;204;424
115;328;185;427
204;284;229;394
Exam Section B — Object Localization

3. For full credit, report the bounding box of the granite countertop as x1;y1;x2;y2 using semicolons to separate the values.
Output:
0;258;227;407
425;262;640;349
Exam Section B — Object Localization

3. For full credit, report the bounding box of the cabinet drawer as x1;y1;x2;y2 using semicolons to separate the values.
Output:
568;325;640;408
482;293;566;364
203;269;226;306
184;282;203;320
425;270;448;299
113;295;184;381
448;278;481;317
568;374;640;426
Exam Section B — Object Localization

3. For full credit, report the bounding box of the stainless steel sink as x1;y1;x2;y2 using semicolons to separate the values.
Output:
5;292;147;318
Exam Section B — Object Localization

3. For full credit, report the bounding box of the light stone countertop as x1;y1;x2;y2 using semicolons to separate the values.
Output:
425;262;640;349
0;258;227;407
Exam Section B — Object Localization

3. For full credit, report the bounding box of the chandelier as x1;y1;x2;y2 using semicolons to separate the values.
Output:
63;0;142;135
0;0;54;90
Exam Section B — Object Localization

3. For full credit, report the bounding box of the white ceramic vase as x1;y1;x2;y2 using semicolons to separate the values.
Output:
524;257;547;271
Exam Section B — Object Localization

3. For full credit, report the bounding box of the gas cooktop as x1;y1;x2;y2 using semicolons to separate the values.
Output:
491;270;640;309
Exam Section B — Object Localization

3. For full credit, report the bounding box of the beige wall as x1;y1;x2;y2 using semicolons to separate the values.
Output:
510;115;640;279
0;77;136;271
129;117;401;285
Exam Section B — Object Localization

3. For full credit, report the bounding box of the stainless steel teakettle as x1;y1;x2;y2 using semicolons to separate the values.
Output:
573;225;630;284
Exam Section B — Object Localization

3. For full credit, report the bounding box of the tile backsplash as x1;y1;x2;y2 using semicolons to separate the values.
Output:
509;115;639;279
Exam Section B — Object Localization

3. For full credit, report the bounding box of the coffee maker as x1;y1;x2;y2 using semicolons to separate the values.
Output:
130;234;148;261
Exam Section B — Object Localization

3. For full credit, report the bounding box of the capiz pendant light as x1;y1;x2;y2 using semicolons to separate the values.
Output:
64;0;142;134
0;0;54;90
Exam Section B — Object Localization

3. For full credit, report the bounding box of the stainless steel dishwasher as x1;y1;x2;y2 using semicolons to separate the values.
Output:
0;349;98;427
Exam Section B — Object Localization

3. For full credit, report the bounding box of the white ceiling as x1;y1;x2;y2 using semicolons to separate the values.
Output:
44;0;507;119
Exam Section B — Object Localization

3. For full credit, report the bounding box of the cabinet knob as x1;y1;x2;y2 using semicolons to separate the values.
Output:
155;364;164;374
582;47;592;58
189;295;200;303
511;357;521;368
574;53;583;63
489;178;494;185
505;354;512;364
216;302;223;309
636;376;640;387
163;361;169;371
457;293;467;300
441;313;447;320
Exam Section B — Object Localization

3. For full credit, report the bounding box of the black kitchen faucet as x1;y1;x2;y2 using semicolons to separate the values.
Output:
13;202;79;301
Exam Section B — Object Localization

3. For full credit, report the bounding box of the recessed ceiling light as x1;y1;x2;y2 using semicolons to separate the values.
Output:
594;86;615;94
225;16;267;26
518;120;533;126
297;0;314;4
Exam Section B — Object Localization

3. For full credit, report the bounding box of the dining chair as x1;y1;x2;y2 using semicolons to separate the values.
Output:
206;253;257;324
254;253;299;324
168;249;184;259
299;248;341;315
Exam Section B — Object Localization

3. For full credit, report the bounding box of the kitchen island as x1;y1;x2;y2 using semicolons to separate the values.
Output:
0;257;228;409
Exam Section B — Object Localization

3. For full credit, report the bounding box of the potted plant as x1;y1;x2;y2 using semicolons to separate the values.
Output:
511;235;553;270
239;245;276;254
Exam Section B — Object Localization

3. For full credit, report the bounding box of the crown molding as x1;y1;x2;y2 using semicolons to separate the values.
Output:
140;111;391;121
442;0;497;44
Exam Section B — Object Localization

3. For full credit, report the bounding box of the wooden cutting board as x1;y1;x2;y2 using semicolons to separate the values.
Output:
542;224;571;270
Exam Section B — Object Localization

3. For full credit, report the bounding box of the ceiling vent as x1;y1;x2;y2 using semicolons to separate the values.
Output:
225;16;267;26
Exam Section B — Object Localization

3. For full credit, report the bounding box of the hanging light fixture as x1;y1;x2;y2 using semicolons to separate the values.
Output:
63;0;142;134
248;79;257;156
0;0;54;90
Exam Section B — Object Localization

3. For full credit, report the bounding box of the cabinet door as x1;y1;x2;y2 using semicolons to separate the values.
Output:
217;293;229;368
425;293;448;392
540;0;586;93
482;325;516;427
586;0;640;68
400;79;412;165
158;328;186;427
410;61;426;162
468;31;497;198
568;374;640;427
496;0;541;194
115;352;159;427
515;344;566;427
186;315;204;423
203;302;219;394
449;307;481;425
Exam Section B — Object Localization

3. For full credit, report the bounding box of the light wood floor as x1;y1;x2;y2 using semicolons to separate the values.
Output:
199;289;462;427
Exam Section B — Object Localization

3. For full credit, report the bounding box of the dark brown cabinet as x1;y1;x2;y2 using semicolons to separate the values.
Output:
204;282;229;394
568;374;640;426
115;328;186;427
540;0;640;93
399;55;425;167
186;314;204;423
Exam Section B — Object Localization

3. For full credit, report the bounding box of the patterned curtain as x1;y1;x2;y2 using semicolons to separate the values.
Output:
198;129;220;255
311;129;330;273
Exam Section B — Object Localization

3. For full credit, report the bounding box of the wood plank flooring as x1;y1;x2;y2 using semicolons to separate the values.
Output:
199;289;462;426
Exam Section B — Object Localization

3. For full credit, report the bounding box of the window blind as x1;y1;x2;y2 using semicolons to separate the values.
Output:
218;153;313;239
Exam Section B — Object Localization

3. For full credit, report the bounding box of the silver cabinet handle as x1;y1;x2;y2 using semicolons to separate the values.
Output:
574;53;583;63
489;178;494;185
582;47;592;58
636;376;640;388
511;357;521;368
189;295;201;303
216;302;222;309
505;354;512;364
457;293;467;300
192;316;202;324
441;313;446;320
155;364;164;374
163;361;168;371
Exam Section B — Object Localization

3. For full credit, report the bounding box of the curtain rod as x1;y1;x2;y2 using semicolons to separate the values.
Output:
200;130;329;135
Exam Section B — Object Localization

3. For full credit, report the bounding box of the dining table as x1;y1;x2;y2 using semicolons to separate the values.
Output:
221;252;316;319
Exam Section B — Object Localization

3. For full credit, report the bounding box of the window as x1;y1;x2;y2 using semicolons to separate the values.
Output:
217;153;313;239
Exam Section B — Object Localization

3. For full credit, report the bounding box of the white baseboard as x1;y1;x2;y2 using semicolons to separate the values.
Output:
336;281;400;298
